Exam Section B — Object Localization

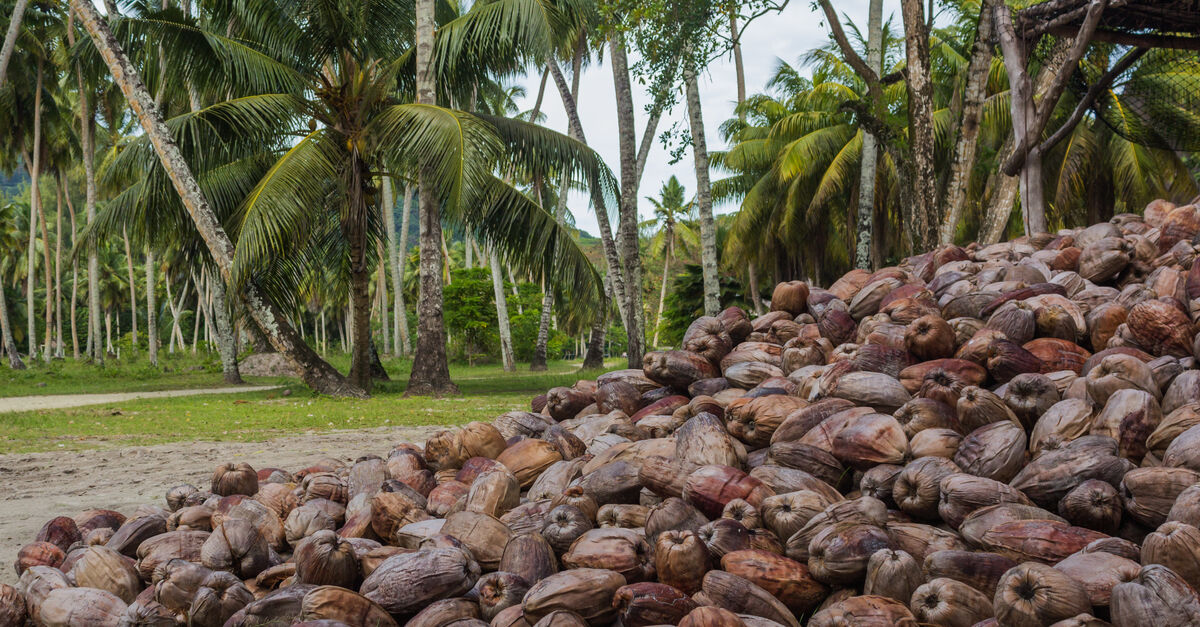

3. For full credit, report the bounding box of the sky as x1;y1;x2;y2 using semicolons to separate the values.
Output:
511;0;906;237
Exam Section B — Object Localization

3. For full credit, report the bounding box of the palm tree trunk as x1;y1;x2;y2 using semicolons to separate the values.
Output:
407;0;458;396
901;0;939;251
339;181;373;390
683;63;719;317
210;271;242;383
939;0;996;244
105;309;112;354
0;281;23;369
531;286;553;371
121;228;138;349
70;0;363;396
384;179;410;355
67;10;103;363
64;179;79;359
165;275;177;353
377;239;390;355
26;64;43;361
146;247;157;365
37;171;52;362
54;177;63;358
856;0;884;269
191;275;203;353
489;246;515;372
652;237;672;348
546;59;630;336
609;38;647;367
0;0;29;90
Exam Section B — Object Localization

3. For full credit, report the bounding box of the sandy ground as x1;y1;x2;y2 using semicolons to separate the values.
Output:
0;386;282;413
0;425;440;585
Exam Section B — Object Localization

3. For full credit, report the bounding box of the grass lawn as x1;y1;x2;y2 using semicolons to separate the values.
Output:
0;354;620;453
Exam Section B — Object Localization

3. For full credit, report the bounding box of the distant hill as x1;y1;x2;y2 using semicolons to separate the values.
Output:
0;170;29;198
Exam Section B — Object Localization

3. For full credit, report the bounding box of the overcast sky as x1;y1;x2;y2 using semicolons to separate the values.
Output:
512;0;906;237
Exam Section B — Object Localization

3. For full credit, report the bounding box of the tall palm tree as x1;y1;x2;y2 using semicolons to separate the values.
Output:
72;0;607;396
643;175;697;348
0;199;26;368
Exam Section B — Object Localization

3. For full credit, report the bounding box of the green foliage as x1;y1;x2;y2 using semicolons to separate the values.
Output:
444;268;501;364
657;263;751;346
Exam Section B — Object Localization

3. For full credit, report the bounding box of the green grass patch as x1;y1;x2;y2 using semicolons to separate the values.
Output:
0;353;288;397
0;357;621;453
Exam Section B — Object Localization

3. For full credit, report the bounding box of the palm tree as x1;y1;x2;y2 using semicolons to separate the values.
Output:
71;0;607;396
0;0;30;89
0;199;26;368
643;176;697;348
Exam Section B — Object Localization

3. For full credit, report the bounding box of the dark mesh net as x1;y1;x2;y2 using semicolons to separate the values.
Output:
1071;46;1200;151
1016;0;1200;151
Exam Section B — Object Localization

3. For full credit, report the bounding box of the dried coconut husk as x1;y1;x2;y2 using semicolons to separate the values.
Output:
1121;466;1200;528
1110;564;1200;627
939;476;1037;531
522;568;627;626
1053;551;1141;608
808;594;918;627
994;562;1092;627
910;577;994;627
699;570;801;627
862;549;923;604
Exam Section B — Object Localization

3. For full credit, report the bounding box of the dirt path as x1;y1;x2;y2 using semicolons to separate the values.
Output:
0;425;440;585
0;386;283;414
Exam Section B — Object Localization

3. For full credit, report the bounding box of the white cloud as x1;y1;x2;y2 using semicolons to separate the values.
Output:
511;0;905;237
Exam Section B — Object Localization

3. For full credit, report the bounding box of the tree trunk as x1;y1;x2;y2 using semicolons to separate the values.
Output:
0;0;29;90
384;178;410;355
70;0;362;396
609;38;646;367
67;10;103;363
856;0;884;269
0;282;24;369
105;310;112;354
489;246;515;372
146;247;158;365
406;0;458;396
37;171;52;362
652;236;672;348
546;58;631;339
377;240;390;355
64;178;79;360
901;0;939;251
122;228;138;349
345;153;373;393
683;63;720;317
582;309;607;369
981;39;1071;243
53;179;63;357
531;286;553;371
939;0;997;244
26;64;42;361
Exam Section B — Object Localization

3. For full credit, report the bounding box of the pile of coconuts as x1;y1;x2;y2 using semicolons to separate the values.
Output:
10;200;1200;627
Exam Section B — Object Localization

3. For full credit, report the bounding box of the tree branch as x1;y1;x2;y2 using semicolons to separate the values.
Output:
816;0;881;91
1038;45;1146;156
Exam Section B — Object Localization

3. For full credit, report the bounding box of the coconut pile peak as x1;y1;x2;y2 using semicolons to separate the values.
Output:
8;200;1200;626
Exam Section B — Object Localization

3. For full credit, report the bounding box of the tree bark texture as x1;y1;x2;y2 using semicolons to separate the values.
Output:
26;65;42;360
70;0;362;396
546;58;631;336
122;228;138;349
395;182;413;355
609;38;646;367
146;248;158;365
0;0;29;90
406;0;458;396
489;247;515;372
856;0;884;269
901;0;939;251
939;0;997;244
683;63;720;317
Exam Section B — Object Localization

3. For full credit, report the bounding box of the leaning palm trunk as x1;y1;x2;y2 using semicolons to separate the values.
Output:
0;0;29;89
488;246;515;372
683;63;719;317
70;0;363;397
939;0;997;244
546;61;628;328
209;278;240;385
406;0;457;397
146;247;157;365
394;183;413;355
652;236;672;348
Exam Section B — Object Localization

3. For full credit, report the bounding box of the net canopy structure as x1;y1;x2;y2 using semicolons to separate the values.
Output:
994;0;1200;235
1016;0;1200;151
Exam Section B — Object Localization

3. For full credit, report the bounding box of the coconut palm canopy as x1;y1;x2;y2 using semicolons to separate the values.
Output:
85;0;613;329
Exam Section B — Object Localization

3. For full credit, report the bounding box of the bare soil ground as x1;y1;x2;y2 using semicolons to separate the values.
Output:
0;425;439;585
0;386;281;413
